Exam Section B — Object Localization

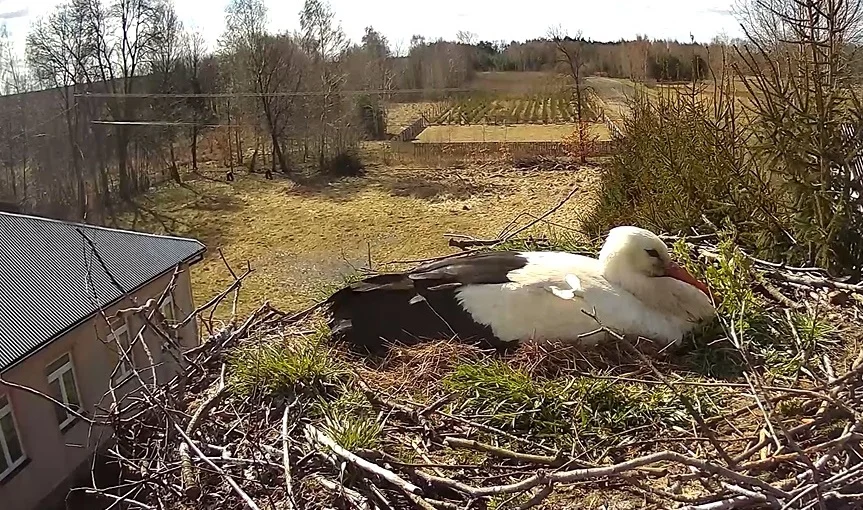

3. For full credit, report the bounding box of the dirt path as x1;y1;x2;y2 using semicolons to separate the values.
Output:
586;76;644;125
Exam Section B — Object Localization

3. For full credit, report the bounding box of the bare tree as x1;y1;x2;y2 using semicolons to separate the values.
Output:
300;0;348;168
456;30;477;46
27;1;98;218
181;30;209;172
223;0;304;174
150;2;184;184
84;0;167;200
359;26;393;93
549;25;592;163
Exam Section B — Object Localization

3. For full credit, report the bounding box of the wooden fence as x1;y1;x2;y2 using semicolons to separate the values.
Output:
393;102;451;142
601;112;624;138
393;139;616;161
589;89;625;139
395;116;429;142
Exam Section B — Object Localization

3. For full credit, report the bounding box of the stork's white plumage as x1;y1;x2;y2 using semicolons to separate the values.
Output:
325;226;717;353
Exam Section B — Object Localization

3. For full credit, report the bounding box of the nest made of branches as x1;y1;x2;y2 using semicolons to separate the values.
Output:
82;236;863;510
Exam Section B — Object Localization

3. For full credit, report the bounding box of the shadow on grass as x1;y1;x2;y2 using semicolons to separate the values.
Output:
378;173;501;202
280;161;510;203
113;175;249;253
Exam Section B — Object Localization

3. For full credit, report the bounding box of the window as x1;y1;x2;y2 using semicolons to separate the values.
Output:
0;394;25;479
109;317;135;382
160;293;176;326
45;353;82;429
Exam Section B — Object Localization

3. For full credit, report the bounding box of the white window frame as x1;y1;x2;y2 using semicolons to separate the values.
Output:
0;394;26;480
46;353;83;429
160;292;177;327
109;316;135;383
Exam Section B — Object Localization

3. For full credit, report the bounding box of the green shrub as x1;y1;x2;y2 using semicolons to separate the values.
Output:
582;77;793;265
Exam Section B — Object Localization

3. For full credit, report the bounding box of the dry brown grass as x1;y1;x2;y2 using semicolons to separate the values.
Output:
468;71;569;95
355;339;487;396
416;123;611;142
120;151;600;318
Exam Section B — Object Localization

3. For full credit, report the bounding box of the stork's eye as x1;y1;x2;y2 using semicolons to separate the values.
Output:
645;249;660;258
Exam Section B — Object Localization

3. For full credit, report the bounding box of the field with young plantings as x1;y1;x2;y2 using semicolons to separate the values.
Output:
433;93;587;125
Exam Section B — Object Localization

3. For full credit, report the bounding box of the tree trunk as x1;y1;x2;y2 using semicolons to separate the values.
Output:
64;96;86;219
235;127;243;167
227;128;234;170
226;100;234;169
117;126;131;201
259;96;288;173
6;165;15;199
191;125;199;170
250;137;259;173
169;136;182;184
21;108;27;201
4;116;14;199
272;131;288;173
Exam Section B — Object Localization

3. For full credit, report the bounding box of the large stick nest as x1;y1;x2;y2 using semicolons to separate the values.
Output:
78;235;863;510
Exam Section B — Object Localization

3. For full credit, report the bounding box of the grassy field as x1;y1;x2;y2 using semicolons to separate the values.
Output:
416;123;611;142
121;152;599;317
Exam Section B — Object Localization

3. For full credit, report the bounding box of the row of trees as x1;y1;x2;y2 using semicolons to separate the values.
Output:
473;36;727;82
0;0;483;222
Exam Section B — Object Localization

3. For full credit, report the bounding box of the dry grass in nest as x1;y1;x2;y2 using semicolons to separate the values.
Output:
505;337;671;379
355;338;487;395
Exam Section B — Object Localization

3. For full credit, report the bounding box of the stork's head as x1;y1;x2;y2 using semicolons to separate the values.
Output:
599;226;711;297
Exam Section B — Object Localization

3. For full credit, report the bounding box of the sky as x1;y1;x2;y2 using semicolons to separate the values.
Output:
0;0;745;58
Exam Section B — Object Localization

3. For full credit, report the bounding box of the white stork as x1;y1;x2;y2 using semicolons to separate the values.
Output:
325;226;717;353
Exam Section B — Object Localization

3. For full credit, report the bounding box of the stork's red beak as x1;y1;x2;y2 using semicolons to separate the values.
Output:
664;260;711;297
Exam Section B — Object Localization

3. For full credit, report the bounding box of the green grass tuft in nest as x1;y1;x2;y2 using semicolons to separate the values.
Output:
444;360;572;439
227;328;348;398
761;307;836;379
567;377;716;434
443;360;722;445
314;388;383;451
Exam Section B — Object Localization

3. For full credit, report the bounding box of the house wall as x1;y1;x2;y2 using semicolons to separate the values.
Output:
0;264;199;510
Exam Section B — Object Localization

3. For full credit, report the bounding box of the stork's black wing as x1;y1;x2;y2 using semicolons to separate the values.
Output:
325;251;529;353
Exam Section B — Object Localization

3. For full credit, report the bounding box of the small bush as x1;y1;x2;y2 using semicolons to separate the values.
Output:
671;232;836;379
355;94;387;140
585;38;863;278
323;148;365;177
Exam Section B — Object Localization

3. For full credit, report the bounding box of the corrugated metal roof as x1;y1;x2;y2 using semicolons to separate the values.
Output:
0;212;206;371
